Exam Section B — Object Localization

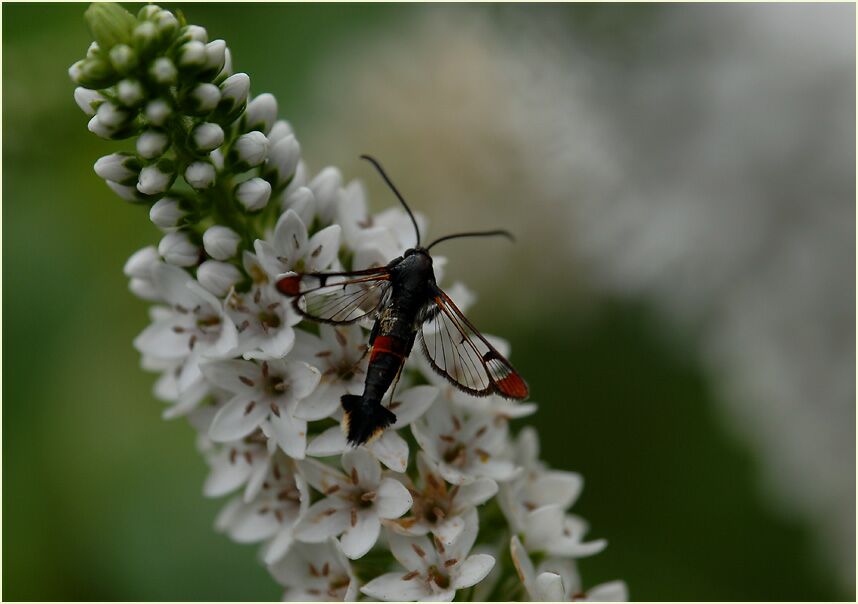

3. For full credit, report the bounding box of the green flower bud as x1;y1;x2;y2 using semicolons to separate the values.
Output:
177;40;207;71
109;43;137;74
85;2;137;52
149;57;177;85
137;4;161;22
71;56;118;88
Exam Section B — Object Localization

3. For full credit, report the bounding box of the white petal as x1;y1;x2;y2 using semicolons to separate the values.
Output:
375;478;412;519
361;572;433;602
340;509;381;559
449;508;479;561
510;535;537;595
209;395;267;442
369;431;409;473
227;504;280;543
451;554;496;590
200;359;259;393
253;239;285;277
284;361;322;400
390;385;438;428
305;224;341;272
433;515;465;547
388;532;435;571
214;496;243;532
535;572;565;601
295;386;341;421
342;448;381;489
262;525;295;565
151;262;198;307
475;458;520;482
203;453;254;497
531;471;583;510
273;209;308;258
265;412;307;459
456;478;498;509
133;317;189;360
294;498;351;542
296;457;348;492
587;580;629;601
306;426;348;457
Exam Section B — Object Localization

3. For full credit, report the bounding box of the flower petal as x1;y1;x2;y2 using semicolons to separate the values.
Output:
285;361;322;400
295;385;342;421
535;571;565;601
587;580;629;601
273;209;309;260
451;554;496;590
306;224;342;272
369;431;409;473
209;395;267;442
375;477;413;519
297;457;348;492
294;498;351;542
433;515;465;547
390;385;438;428
264;412;307;459
388;532;435;571
340;509;381;559
200;359;259;393
306;426;349;457
342;448;381;489
361;572;433;602
456;478;499;509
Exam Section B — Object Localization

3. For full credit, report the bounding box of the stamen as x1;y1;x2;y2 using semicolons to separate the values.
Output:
411;543;426;558
270;402;281;417
239;376;255;387
402;570;420;581
244;400;256;415
350;508;357;527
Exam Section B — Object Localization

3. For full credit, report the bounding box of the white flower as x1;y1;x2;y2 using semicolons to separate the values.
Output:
197;260;242;296
243;93;278;135
202;357;320;459
203;429;271;500
144;98;172;126
149;197;186;230
269;539;358;601
225;277;301;360
254;209;341;278
235;177;272;212
185;160;216;189
215;451;308;563
294;449;412;559
124;245;161;301
203;225;242;260
232;130;269;168
158;231;199;266
361;509;494;601
412;400;520;485
307;385;438;473
133;263;238;418
138;162;175;195
510;536;627;601
136;129;170;159
94;152;138;184
388;452;498;547
308;166;342;224
191;122;224;152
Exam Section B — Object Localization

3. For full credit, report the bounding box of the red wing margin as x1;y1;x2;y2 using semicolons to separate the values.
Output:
276;268;391;324
419;289;529;399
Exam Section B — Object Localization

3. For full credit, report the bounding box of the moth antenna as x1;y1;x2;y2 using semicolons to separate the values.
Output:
425;229;515;251
360;154;421;247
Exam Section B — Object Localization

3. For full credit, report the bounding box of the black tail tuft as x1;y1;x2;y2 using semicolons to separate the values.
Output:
341;395;396;446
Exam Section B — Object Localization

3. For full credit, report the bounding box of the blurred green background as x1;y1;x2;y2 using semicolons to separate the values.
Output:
3;3;853;601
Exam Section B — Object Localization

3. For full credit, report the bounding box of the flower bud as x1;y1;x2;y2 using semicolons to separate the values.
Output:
96;101;131;128
158;231;200;267
106;180;148;202
87;115;115;139
116;78;145;107
185;161;216;190
242;93;277;135
94;152;140;184
203;225;241;260
124;245;160;278
267;120;293;145
71;56;117;88
74;87;105;116
137;5;161;21
202;40;226;76
137;160;176;195
132;20;158;55
109;43;137;74
129;277;161;302
150;56;177;85
154;10;178;39
283;186;316;225
179;25;208;44
149;196;187;229
217;73;250;116
210;149;225;170
231;131;269;168
86;41;102;60
84;2;137;51
187;83;221;114
235;177;272;212
177;40;206;70
137;129;170;159
218;47;233;81
144;98;172;126
191;122;224;152
262;134;300;189
197;260;242;296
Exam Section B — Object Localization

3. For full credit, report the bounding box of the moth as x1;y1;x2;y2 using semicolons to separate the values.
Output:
276;155;528;445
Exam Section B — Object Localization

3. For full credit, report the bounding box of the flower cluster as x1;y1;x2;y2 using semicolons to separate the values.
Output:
70;3;626;600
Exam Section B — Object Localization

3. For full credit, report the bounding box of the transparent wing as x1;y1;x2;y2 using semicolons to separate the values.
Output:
276;268;391;324
419;288;529;399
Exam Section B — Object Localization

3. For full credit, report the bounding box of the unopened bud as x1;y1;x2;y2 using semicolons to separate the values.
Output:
106;180;148;202
116;78;145;107
158;231;200;267
137;160;176;195
191;122;224;152
150;56;177;85
124;245;160;278
74;87;105;116
262;134;300;189
185;161;216;190
217;73;249;116
109;43;137;73
203;225;242;260
187;83;221;114
231;131;269;169
197;260;242;296
94;152;140;184
144;98;172;126
242;93;277;135
149;196;188;230
235;177;272;212
177;40;206;70
267;120;293;145
137;129;170;159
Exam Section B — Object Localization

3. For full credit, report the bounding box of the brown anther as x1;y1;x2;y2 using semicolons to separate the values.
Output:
239;376;255;387
274;509;284;523
306;588;321;596
237;320;250;333
309;563;321;577
434;535;446;554
432;506;446;521
411;543;426;558
270;402;281;417
335;329;348;347
402;570;420;581
475;448;490;462
172;326;186;333
321;562;330;577
311;245;322;258
253;288;262;304
188;334;197;350
175;304;189;314
316;350;332;358
261;361;269;378
451;416;462;431
444;558;458;567
325;484;341;496
475;426;487;438
350;467;359;485
262;481;270;490
258;506;270;515
350;508;358;527
439;434;456;443
272;463;281;480
229;448;237;464
320;508;338;518
360;491;376;502
244;400;256;415
243;451;253;465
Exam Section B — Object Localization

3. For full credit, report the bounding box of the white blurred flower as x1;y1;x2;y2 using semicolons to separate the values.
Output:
254;209;341;278
197;260;242;297
235;177;272;212
294;449;412;559
203;225;242;261
225;280;301;360
361;509;494;601
149;197;186;230
158;231;199;266
269;539;359;602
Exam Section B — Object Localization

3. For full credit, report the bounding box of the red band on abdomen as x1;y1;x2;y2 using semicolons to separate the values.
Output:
370;335;408;362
